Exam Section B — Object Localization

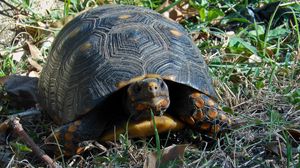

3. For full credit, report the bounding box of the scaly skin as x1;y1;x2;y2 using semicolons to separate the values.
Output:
168;83;231;138
46;78;231;156
180;92;231;137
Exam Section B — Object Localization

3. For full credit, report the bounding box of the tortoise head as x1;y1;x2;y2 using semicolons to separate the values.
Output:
125;77;170;121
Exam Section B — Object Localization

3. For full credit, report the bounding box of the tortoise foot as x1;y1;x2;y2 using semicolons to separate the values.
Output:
188;92;231;136
171;88;231;138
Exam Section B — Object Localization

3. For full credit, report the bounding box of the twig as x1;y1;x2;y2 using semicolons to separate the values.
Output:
0;108;41;133
8;108;41;118
5;154;15;168
0;117;61;168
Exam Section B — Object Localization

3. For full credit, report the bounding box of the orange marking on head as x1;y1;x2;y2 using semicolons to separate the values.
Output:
135;103;148;111
208;109;218;119
127;88;135;101
64;132;74;142
200;123;211;130
119;14;131;19
181;116;195;125
67;124;77;133
170;29;182;37
193;110;204;121
159;99;170;108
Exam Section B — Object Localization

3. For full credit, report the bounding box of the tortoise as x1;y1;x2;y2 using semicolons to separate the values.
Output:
38;5;231;155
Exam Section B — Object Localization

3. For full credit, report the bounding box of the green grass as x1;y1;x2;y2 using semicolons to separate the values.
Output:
0;0;299;167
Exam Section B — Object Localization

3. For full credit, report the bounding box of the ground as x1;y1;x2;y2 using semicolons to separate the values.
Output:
0;0;299;167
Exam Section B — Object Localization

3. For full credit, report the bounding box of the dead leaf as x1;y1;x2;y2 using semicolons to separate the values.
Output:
76;140;108;155
266;138;299;157
0;76;9;86
286;129;300;141
0;120;10;136
50;8;91;28
265;141;286;157
265;48;275;58
50;15;75;28
97;0;114;5
144;144;188;168
27;57;43;72
42;36;54;49
249;54;262;63
24;25;50;39
12;50;24;62
225;31;235;37
28;71;40;78
229;73;245;84
158;0;197;22
26;41;43;60
160;0;183;22
191;32;210;42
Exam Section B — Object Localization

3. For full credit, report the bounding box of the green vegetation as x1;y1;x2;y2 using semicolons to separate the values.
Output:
0;0;299;167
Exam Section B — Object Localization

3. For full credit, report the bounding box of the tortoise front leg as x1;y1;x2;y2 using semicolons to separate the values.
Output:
45;110;111;156
169;87;231;137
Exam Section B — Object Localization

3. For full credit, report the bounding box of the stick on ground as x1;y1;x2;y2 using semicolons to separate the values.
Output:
0;117;61;168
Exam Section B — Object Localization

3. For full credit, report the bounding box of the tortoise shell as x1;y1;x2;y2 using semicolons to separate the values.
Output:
38;5;217;124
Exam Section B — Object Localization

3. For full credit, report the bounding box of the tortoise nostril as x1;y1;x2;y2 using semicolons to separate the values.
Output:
148;82;159;92
149;86;158;92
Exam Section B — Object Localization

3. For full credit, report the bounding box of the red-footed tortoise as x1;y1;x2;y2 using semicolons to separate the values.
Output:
38;5;231;155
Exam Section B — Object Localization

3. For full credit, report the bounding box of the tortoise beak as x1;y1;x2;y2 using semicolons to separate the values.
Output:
152;97;170;112
132;96;170;120
134;96;170;113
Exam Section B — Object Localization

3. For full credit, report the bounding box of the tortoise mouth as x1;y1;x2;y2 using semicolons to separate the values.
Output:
131;96;170;121
134;96;170;112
